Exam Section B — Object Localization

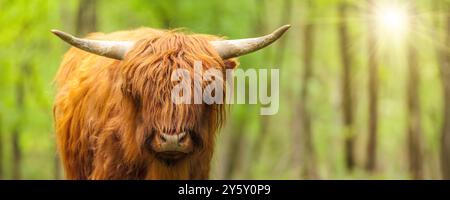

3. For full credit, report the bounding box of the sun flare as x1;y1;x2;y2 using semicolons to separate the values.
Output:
374;3;410;36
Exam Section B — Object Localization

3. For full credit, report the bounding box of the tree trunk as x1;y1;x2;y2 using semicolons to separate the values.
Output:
76;0;97;36
214;0;269;179
438;2;450;180
12;130;21;180
252;0;269;163
254;0;292;163
297;0;318;179
406;7;424;180
60;0;74;33
365;0;379;172
338;3;355;171
12;63;29;180
273;0;293;65
441;76;450;179
223;117;248;179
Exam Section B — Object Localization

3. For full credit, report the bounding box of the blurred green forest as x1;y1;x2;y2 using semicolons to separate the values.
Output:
1;0;450;179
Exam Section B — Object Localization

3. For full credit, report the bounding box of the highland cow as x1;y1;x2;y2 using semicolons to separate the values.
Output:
52;25;290;180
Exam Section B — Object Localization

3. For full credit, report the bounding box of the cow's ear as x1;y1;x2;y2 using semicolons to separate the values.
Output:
224;59;238;69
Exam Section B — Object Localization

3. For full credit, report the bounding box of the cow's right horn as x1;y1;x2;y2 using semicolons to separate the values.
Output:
210;24;291;59
51;29;134;60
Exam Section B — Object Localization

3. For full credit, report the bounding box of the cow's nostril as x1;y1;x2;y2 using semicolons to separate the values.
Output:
178;132;187;143
159;134;167;142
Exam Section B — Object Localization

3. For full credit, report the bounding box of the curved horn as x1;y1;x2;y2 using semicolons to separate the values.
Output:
210;24;291;59
51;29;134;60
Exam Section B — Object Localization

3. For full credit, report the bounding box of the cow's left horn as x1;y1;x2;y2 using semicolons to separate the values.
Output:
51;29;134;60
210;24;291;59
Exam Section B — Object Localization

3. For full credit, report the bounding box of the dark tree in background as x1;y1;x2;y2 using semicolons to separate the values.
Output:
252;0;270;165
437;1;450;180
216;0;267;179
297;0;318;179
223;117;248;179
406;6;424;179
254;0;292;165
76;0;97;36
12;63;30;180
365;0;379;172
272;0;293;65
338;2;356;171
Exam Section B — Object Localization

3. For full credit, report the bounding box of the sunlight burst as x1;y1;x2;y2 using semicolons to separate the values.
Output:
374;3;410;36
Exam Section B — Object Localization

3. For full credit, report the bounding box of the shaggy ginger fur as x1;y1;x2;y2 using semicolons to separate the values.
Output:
53;28;236;179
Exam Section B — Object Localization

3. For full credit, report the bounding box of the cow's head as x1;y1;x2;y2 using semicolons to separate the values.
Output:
51;26;290;164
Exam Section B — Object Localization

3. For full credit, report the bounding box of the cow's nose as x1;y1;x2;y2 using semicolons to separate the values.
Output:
160;132;186;145
151;132;193;154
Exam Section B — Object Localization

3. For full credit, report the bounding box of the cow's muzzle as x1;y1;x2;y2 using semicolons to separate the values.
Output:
150;131;193;159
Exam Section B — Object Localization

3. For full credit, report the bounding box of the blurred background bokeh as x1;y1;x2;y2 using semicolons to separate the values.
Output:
1;0;450;179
